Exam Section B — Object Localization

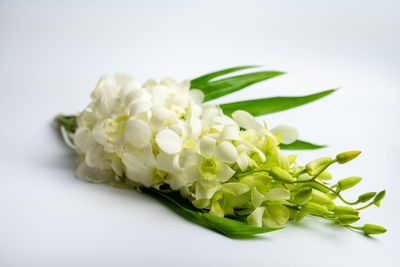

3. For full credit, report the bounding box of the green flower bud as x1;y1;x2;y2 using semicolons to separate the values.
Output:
357;192;376;203
269;167;295;184
337;215;360;225
305;157;333;176
327;192;337;200
362;224;387;235
294;188;312;205
373;190;386;207
311;189;334;205
295;210;307;222
337;176;361;191
336;150;361;164
318;171;332;180
303;202;331;216
332;206;359;216
302;182;330;193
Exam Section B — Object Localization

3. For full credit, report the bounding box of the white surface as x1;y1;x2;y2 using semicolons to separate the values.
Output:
1;0;399;266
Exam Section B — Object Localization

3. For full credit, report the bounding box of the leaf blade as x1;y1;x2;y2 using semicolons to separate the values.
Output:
190;65;260;89
200;71;285;101
220;89;336;117
280;140;326;150
143;188;279;238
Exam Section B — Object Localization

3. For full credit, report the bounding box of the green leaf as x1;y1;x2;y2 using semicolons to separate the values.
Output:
220;89;336;117
195;71;285;102
190;65;259;89
280;140;327;150
142;188;280;238
55;114;78;133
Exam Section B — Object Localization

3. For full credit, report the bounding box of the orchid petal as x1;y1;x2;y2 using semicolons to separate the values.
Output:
189;89;205;104
232;110;262;130
247;207;265;227
237;152;249;171
214;141;238;163
265;188;291;201
125;119;151;148
216;163;235;182
270;125;299;145
156;129;182;154
222;183;249;196
199;136;216;158
179;148;202;168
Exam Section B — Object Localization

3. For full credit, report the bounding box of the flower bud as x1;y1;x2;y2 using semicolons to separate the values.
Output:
337;176;361;191
305;157;333;176
336;150;361;164
293;188;312;205
311;189;333;205
269;167;295;184
303;202;331;216
373;190;386;207
362;224;387;235
337;215;360;225
357;192;376;203
318;171;332;180
332;206;359;216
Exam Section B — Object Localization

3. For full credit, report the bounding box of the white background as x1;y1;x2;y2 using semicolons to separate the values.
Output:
1;0;399;266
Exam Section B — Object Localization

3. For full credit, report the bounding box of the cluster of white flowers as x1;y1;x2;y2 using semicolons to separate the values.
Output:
66;74;300;226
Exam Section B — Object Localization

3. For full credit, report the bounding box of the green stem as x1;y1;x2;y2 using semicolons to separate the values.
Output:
345;225;363;230
357;202;374;211
311;159;337;181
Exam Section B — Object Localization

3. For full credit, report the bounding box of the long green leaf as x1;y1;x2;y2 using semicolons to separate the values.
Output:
143;188;280;238
190;65;259;89
199;71;285;102
280;140;326;150
220;89;336;117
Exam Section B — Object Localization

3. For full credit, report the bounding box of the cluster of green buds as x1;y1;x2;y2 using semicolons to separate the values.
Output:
238;150;386;235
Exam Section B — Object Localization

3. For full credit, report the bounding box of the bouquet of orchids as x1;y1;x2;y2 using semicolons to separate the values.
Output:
56;66;386;238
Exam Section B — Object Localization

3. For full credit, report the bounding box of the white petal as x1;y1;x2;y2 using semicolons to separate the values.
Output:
111;157;123;177
150;85;169;106
189;89;205;104
156;151;181;174
155;129;182;154
183;165;201;182
214;141;238;163
92;122;108;146
199;136;216;158
120;80;141;98
190;117;202;140
125;119;151;148
121;153;153;187
247;207;265;227
237;152;249;171
222;183;249;196
220;125;241;141
238;140;266;162
216;163;235;182
76;161;114;183
270;125;299;145
195;182;219;200
142;144;156;166
168;174;189;190
151;105;175;130
125;89;145;106
60;126;76;149
190;101;203;117
114;73;133;85
232;110;262;130
179;148;202;168
251;187;265;208
265;188;291;201
129;102;151;116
